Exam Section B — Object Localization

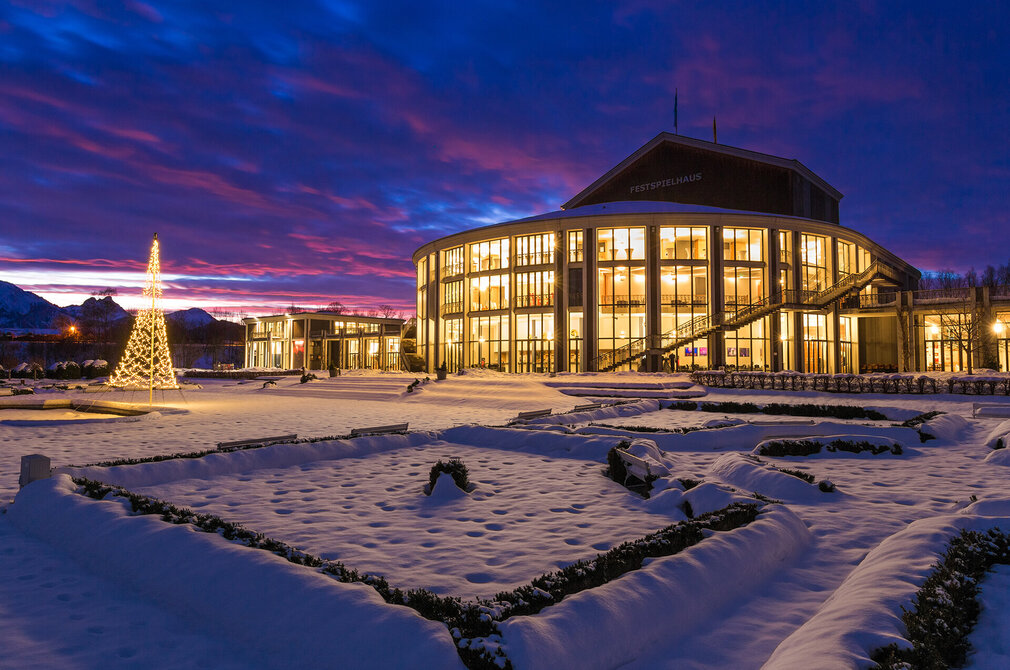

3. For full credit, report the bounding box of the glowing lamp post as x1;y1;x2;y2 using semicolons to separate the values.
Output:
108;233;179;403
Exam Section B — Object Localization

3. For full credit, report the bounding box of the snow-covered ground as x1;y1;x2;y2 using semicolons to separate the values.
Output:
3;371;1010;668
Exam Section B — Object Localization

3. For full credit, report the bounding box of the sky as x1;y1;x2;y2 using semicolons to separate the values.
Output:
1;1;1008;317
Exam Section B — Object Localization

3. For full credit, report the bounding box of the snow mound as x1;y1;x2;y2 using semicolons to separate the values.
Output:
708;453;822;502
8;476;464;669
702;417;746;429
500;505;811;670
524;399;660;425
764;511;1010;670
920;413;970;441
960;497;1010;516
625;438;675;475
984;419;1010;449
984;448;1010;466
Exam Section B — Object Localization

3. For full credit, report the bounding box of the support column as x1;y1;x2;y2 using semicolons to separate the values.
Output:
554;230;566;372
831;304;841;373
646;224;663;372
584;227;598;370
709;225;725;369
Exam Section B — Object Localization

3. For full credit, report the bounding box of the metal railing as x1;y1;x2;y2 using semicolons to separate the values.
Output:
469;299;510;312
514;294;554;308
514;252;554;267
440;301;464;316
913;287;972;303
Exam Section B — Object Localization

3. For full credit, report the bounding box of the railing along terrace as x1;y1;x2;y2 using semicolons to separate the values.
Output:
469;299;510;312
991;285;1010;300
662;295;708;306
440;301;464;316
595;336;648;371
514;294;554;308
441;264;464;279
514;252;554;266
913;287;972;303
599;294;647;308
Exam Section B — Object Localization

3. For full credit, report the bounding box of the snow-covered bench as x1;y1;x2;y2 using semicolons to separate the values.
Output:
616;449;653;484
972;403;1010;418
574;403;601;412
349;423;408;437
514;408;552;422
216;434;298;450
748;419;816;426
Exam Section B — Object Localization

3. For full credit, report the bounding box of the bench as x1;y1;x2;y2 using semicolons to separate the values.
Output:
972;403;1010;418
574;403;601;412
617;449;653;485
216;434;297;450
748;419;816;426
513;408;552;422
350;423;408;437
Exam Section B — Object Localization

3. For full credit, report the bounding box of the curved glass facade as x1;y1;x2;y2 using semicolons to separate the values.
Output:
414;208;917;374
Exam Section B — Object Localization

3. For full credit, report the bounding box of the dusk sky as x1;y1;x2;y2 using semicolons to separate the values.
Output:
2;1;1008;317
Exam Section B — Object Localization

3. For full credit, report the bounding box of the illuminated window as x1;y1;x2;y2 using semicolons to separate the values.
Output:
568;230;584;263
515;233;554;267
723;228;764;262
659;227;708;260
442;246;464;277
597;228;645;261
469;239;510;272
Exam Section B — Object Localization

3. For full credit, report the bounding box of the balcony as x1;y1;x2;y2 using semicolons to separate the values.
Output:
514;293;554;309
514;252;554;267
470;299;510;312
440;301;464;316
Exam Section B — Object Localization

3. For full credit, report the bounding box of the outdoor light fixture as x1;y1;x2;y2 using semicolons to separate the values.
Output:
994;321;1005;335
930;325;940;336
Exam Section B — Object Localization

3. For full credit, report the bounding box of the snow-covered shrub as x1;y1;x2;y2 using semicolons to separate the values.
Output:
701;400;759;413
667;400;698;411
84;359;109;378
761;403;887;420
755;438;902;457
0;364;6;379
299;372;318;383
63;361;82;379
778;467;815;483
427;458;470;493
46;361;64;379
871;528;1010;669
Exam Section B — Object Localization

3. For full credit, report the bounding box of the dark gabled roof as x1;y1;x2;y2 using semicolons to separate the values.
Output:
562;132;843;210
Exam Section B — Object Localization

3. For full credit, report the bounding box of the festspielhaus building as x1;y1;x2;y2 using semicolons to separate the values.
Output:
413;133;1010;374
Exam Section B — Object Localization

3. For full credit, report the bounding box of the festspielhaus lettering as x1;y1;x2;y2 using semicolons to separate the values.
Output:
629;172;702;194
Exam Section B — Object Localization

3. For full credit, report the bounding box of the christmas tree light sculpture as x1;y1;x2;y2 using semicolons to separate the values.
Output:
109;233;178;402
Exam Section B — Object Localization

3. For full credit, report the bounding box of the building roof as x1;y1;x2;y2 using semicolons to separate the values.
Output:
562;132;843;210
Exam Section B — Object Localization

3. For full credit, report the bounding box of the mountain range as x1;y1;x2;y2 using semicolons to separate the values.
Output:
0;280;239;337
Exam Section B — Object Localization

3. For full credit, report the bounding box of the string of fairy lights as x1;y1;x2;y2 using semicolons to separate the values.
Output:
108;233;179;400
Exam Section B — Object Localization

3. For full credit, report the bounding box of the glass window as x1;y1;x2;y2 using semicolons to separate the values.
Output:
800;233;829;292
779;230;792;264
441;280;463;315
515;233;554;267
417;257;427;286
514;271;555;308
470;315;509;371
469;239;510;272
515;313;554;373
442;246;463;277
724;266;765;309
837;240;856;277
660;227;707;260
802;313;829;373
597;227;646;261
568;230;584;263
469;274;509;311
724;228;764;262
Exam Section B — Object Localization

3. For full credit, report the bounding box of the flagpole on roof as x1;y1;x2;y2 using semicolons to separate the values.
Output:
674;88;678;135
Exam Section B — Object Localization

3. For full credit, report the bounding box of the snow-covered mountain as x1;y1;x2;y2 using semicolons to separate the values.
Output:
0;281;236;337
166;307;216;329
0;281;68;330
63;296;131;324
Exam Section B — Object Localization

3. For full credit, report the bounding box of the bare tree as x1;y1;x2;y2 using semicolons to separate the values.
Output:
378;304;396;318
92;288;118;297
325;300;346;314
935;291;985;374
286;304;303;315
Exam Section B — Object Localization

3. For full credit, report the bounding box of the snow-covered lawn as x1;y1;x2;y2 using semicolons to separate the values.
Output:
4;371;1010;669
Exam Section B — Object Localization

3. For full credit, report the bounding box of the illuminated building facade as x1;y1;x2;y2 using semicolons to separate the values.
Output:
243;312;403;371
413;133;944;374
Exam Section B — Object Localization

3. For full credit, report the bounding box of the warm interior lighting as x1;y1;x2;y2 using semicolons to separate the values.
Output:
780;334;788;341
995;321;1005;335
929;325;940;336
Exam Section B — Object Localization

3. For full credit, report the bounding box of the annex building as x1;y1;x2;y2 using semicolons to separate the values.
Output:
243;312;403;371
413;132;1010;374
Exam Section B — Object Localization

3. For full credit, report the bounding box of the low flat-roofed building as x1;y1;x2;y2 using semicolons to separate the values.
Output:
243;311;404;371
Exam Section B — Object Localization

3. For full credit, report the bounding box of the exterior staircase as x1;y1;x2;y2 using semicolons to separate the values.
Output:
594;260;904;372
